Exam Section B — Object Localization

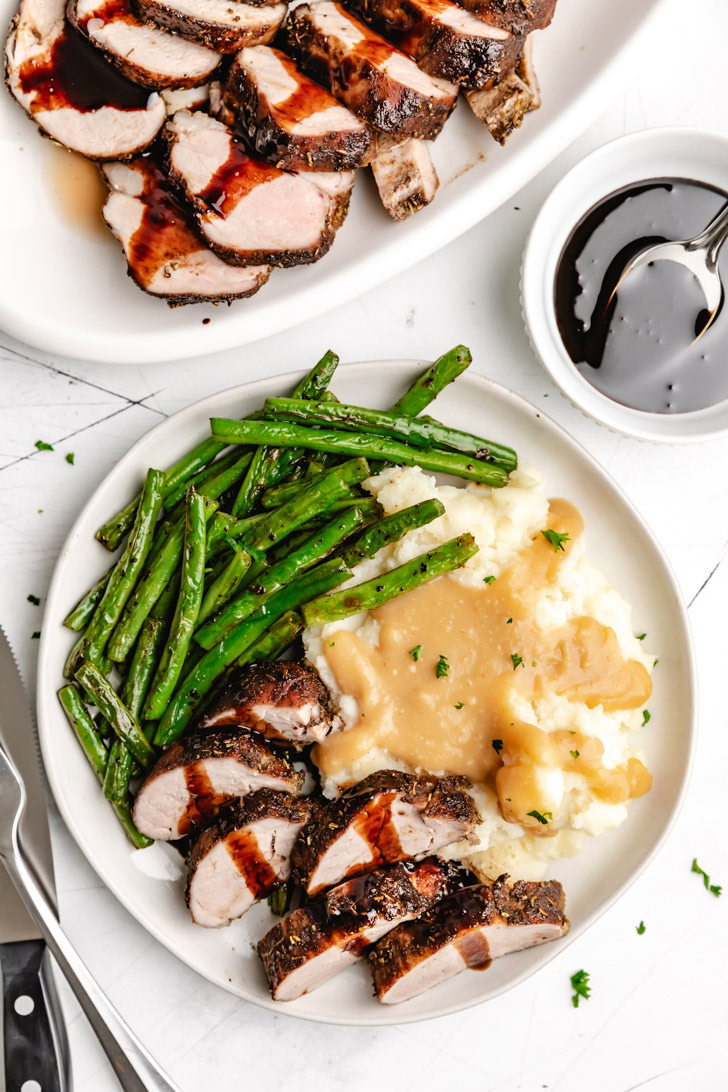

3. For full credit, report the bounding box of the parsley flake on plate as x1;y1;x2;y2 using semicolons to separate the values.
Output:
27;594;40;605
454;701;464;710
65;452;75;465
483;575;495;585
636;921;646;935
435;654;449;678
527;809;552;825
409;644;422;662
492;739;503;753
692;858;722;897
642;710;651;725
511;653;523;670
570;749;580;759
34;440;54;452
541;529;570;553
570;969;591;1007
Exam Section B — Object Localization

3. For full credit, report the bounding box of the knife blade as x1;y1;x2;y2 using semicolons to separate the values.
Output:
0;628;69;1092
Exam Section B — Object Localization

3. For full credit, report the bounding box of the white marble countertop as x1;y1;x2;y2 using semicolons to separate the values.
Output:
2;0;727;1087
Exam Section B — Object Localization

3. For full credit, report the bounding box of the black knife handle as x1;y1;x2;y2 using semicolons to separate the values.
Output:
1;939;63;1092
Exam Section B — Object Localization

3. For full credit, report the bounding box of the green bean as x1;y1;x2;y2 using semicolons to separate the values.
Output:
231;445;281;518
210;418;508;487
76;661;155;767
58;684;108;782
162;449;239;510
63;570;112;632
261;464;327;509
235;610;303;666
390;346;472;416
302;533;478;625
143;490;207;720
154;557;352;746
240;459;369;552
292;349;340;400
197;549;252;628
196;507;365;649
167;451;253;522
96;438;226;551
82;469;165;667
339;499;446;568
264;398;517;471
111;802;153;849
107;496;218;662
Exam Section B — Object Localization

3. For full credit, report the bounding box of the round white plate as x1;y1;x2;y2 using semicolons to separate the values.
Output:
0;0;665;364
37;361;696;1025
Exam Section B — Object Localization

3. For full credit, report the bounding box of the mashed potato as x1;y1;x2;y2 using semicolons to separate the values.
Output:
304;465;654;881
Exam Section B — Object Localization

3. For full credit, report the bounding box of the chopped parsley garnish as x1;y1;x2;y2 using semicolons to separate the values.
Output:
570;749;580;759
636;921;646;935
511;653;524;670
34;440;54;451
454;701;464;710
435;654;449;678
692;858;722;897
541;529;570;553
506;617;513;624
642;710;651;725
483;575;496;585
65;452;75;465
527;809;552;825
328;641;336;648
409;644;422;662
27;594;40;605
492;739;503;754
570;969;591;1007
31;631;40;640
654;658;659;667
637;633;646;640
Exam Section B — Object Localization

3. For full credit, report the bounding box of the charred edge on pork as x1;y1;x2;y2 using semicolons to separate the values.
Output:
293;770;480;895
466;39;539;143
368;876;568;1003
223;46;375;172
185;790;317;926
135;0;287;55
198;660;344;746
132;726;305;841
369;135;438;219
257;857;463;999
457;0;556;35
283;2;458;141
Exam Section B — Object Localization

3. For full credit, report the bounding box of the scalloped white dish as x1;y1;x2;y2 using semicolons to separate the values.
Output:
0;0;666;364
37;360;695;1025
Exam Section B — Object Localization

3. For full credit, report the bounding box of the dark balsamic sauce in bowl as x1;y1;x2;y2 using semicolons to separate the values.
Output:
554;178;728;414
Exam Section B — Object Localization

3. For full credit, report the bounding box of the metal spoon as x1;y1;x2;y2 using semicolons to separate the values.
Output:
610;197;728;336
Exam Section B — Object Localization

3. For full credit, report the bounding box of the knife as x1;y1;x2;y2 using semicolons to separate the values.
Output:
0;627;183;1092
0;631;70;1092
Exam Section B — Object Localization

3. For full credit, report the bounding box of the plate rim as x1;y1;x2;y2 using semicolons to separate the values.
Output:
36;360;697;1025
0;0;668;364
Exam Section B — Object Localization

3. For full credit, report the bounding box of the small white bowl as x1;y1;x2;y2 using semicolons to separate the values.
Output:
522;127;728;443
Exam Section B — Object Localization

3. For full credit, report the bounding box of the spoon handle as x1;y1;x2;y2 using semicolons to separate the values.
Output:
689;200;728;270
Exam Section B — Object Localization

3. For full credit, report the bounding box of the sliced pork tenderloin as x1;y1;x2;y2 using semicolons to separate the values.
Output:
186;791;316;927
67;0;221;90
5;0;166;158
164;109;352;266
199;661;344;746
257;858;459;1000
456;0;555;35
345;0;523;89
370;135;438;219
284;2;457;141
223;45;374;171
465;38;539;143
293;771;479;895
369;877;569;1003
136;0;287;54
102;158;272;304
132;727;304;841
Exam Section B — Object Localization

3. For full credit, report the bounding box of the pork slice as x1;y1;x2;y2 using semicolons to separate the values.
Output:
160;83;211;114
345;0;523;89
186;791;316;927
370;135;437;219
369;876;569;1003
455;0;555;35
67;0;221;90
465;38;539;143
5;0;166;158
136;0;287;54
132;727;304;841
223;45;374;171
257;858;458;1000
284;2;457;141
199;660;344;746
164;109;352;266
102;158;272;304
293;770;480;895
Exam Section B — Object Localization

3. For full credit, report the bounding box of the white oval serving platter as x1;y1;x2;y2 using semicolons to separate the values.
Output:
0;0;665;363
37;360;696;1024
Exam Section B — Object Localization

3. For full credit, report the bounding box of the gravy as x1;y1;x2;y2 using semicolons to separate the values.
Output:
315;500;652;832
